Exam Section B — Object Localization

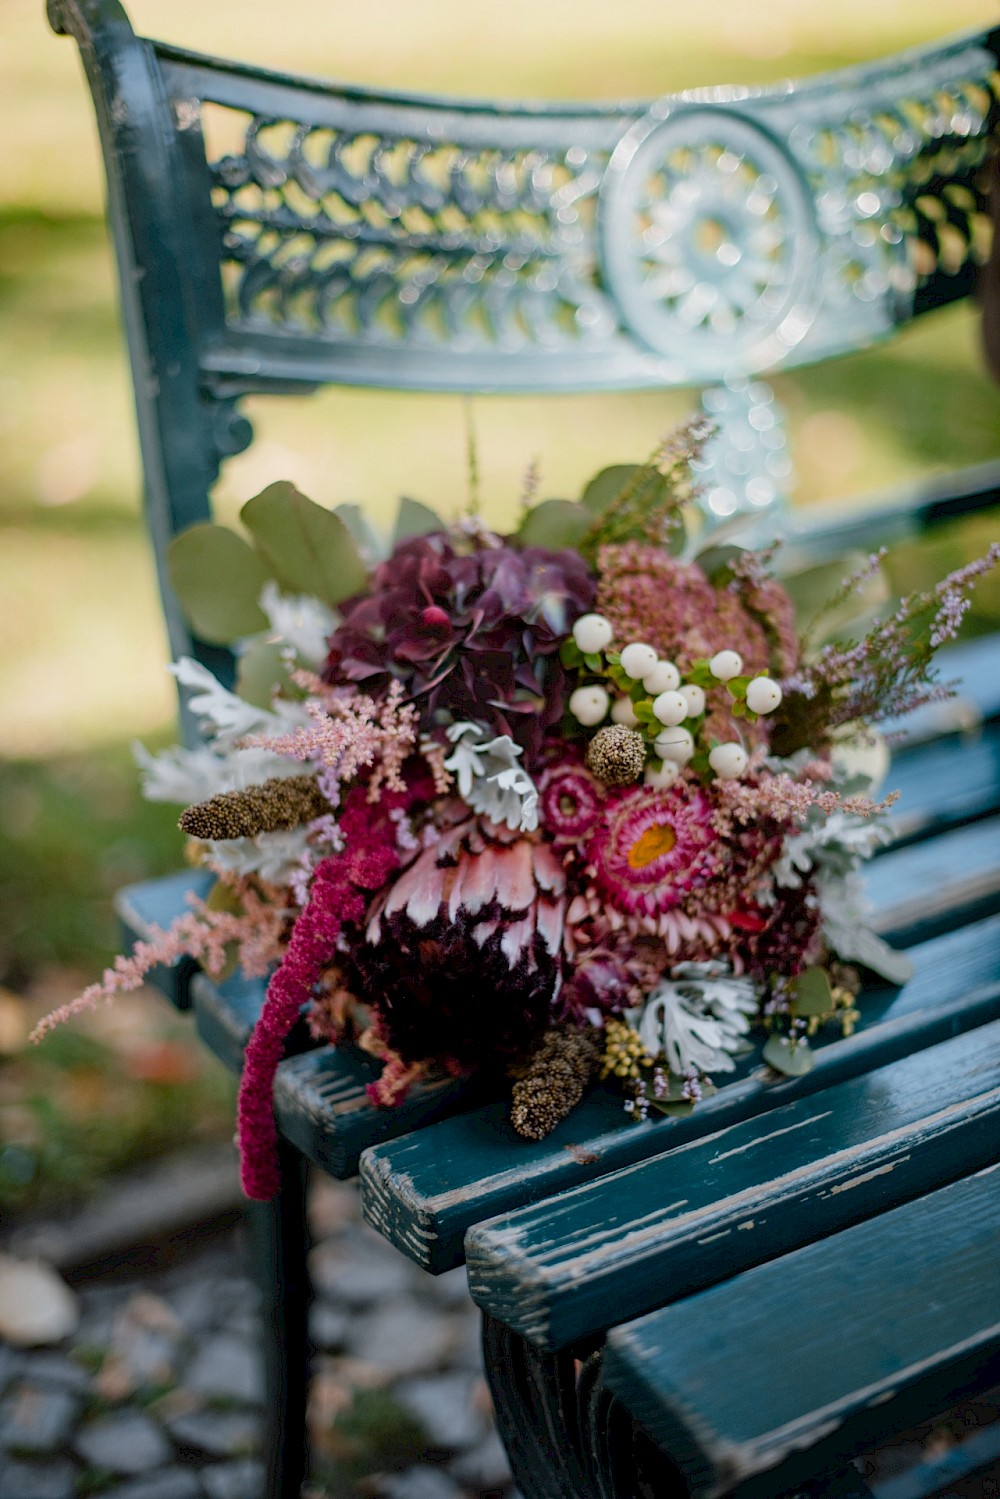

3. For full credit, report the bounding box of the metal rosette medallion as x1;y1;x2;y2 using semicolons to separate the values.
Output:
600;103;820;380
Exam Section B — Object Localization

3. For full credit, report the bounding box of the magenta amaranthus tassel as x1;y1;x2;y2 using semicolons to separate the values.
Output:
237;790;402;1200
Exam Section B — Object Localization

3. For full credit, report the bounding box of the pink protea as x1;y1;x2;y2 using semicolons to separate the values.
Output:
353;816;569;1075
585;783;721;920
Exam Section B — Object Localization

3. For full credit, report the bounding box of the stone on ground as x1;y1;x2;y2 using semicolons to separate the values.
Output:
74;1408;171;1475
0;1257;79;1347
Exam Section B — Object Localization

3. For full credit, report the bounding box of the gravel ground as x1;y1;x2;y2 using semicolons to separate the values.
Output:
0;1173;516;1499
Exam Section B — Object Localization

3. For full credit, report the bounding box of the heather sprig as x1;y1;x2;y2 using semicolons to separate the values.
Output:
774;544;1000;753
579;417;712;562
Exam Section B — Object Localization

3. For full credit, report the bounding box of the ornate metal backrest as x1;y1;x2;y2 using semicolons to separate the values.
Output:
50;0;999;667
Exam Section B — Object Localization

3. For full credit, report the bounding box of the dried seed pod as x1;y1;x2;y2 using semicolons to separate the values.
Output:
179;775;329;840
510;1025;602;1141
585;724;646;787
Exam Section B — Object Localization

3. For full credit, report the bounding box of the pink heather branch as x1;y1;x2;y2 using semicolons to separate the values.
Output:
714;774;898;831
236;788;403;1200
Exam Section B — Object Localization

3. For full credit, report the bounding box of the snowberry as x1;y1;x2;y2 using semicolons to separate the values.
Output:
709;742;749;780
572;613;614;654
569;684;610;726
745;676;783;715
709;649;743;682
619;642;659;680
645;761;680;789
643;659;680;694
611;695;639;727
679;683;706;717
652;690;688;727
655;726;695;765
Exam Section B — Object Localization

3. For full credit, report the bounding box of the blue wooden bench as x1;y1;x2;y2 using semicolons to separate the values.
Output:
51;2;1000;1494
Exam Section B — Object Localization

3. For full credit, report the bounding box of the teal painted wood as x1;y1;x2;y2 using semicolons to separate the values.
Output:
601;1164;1000;1498
463;1018;1000;1349
359;908;1000;1272
864;814;1000;943
887;721;1000;844
273;1048;477;1181
114;870;214;1010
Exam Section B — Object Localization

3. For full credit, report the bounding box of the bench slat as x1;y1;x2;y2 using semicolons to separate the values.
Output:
887;721;1000;843
866;814;1000;943
601;1165;1000;1498
464;1019;1000;1349
360;911;1000;1271
274;1048;476;1180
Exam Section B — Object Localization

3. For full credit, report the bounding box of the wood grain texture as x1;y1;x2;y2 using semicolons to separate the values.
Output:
601;1165;1000;1498
465;1019;1000;1349
866;814;1000;943
274;1048;476;1180
360;912;1000;1271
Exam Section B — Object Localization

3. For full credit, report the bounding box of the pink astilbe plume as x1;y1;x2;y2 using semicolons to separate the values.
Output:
236;788;403;1200
30;888;290;1043
249;679;419;798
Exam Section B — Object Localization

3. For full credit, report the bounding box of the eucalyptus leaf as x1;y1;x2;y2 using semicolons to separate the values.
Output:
762;1034;815;1077
205;880;242;915
394;495;444;543
334;502;384;563
518;498;592;550
167;523;270;645
653;1099;696;1119
241;482;369;606
236;638;290;710
581;465;644;516
694;544;745;583
791;967;834;1017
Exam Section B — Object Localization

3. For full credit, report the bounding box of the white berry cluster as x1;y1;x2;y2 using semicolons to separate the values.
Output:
567;613;784;783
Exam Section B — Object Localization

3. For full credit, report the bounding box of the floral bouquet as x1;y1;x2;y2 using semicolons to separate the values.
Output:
34;422;999;1199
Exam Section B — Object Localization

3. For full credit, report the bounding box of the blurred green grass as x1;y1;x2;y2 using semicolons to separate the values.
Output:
1;2;999;1197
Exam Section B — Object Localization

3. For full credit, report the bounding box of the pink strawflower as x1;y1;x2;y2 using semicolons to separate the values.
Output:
585;783;721;919
539;761;605;843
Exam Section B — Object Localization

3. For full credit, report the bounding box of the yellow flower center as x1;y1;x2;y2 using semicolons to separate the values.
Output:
628;821;677;869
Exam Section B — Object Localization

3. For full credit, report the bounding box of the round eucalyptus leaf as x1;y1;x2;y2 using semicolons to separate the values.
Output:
581;465;642;516
167;523;270;645
394;496;444;543
762;1034;815;1077
518;498;592;550
241;482;369;607
236;637;290;710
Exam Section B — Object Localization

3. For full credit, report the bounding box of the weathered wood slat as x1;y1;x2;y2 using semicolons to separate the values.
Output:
887;720;1000;844
464;1019;1000;1349
866;814;1000;942
601;1164;1000;1499
359;911;1000;1272
274;1048;477;1180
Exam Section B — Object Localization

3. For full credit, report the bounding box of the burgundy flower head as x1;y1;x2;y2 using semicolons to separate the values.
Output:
324;533;595;766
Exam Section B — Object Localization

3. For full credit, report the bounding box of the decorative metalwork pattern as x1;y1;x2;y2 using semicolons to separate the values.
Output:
175;26;1000;393
206;111;620;355
602;109;818;375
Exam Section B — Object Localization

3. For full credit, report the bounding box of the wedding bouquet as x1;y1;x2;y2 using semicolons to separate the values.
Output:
35;422;998;1199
